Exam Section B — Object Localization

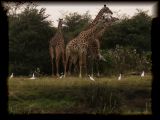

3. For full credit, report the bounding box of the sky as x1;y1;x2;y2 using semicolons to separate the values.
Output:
36;2;158;27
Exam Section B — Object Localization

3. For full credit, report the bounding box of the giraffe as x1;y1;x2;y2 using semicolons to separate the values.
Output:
67;5;113;75
68;38;105;76
68;17;119;77
88;16;120;77
64;16;109;78
49;18;65;76
87;39;105;77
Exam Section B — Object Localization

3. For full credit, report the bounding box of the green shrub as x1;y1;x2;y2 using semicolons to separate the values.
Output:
100;46;151;75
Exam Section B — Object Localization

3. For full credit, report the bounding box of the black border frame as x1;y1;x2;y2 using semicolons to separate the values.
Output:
0;0;160;120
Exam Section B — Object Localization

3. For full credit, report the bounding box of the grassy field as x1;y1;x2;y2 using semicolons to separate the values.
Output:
8;74;152;114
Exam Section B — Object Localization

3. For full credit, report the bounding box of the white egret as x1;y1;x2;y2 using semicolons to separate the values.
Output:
10;73;13;79
57;73;64;79
118;74;121;80
88;75;95;81
59;75;64;79
30;73;36;79
141;71;145;77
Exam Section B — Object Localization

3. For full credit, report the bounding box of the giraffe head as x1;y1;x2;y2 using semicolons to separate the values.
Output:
95;14;110;29
59;18;63;22
58;18;65;29
86;5;113;30
110;16;119;23
93;49;107;62
100;5;113;20
108;16;121;25
100;4;113;15
103;16;119;27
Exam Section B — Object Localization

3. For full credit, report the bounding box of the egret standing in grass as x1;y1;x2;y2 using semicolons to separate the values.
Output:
30;73;36;79
88;75;95;81
57;73;64;79
118;74;121;80
141;71;145;77
59;73;64;79
9;73;13;79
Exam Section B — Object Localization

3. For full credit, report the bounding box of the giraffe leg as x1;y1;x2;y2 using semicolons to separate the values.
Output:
55;48;60;77
62;48;65;75
68;58;72;75
83;53;87;77
74;65;77;74
87;56;91;76
79;53;83;78
74;56;79;74
49;46;54;76
64;51;70;77
96;61;100;77
91;59;94;77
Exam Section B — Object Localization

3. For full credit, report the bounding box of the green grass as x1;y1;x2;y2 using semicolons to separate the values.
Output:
8;74;152;114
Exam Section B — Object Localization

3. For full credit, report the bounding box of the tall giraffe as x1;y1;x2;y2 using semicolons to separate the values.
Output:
49;18;65;76
87;38;105;77
68;37;106;75
67;5;113;75
68;17;119;76
88;16;119;77
64;16;109;78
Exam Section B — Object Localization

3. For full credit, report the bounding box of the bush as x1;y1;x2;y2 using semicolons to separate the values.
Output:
99;46;151;75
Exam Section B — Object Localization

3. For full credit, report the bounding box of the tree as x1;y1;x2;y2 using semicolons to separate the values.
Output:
9;4;56;75
63;11;92;44
98;10;152;74
101;10;152;53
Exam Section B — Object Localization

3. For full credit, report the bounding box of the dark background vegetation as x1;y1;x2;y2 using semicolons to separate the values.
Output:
4;2;152;76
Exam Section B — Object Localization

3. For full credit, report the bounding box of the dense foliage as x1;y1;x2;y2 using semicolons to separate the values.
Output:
99;10;152;75
101;10;152;52
9;4;55;75
63;11;92;44
99;46;151;75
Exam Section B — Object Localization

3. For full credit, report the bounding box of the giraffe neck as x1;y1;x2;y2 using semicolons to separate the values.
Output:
95;20;113;40
57;21;63;33
81;22;103;43
58;25;62;30
86;9;104;30
95;27;106;39
88;39;100;59
51;21;64;46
